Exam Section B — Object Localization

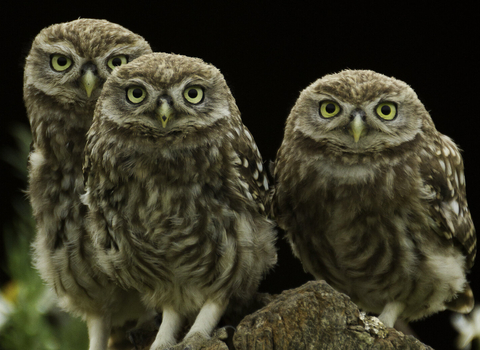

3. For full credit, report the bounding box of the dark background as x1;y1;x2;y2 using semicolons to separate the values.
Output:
1;2;478;349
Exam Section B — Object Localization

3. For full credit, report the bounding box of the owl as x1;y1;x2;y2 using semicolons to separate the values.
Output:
82;52;277;349
24;19;153;350
272;70;476;328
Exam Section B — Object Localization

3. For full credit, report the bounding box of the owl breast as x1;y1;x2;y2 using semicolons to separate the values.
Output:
277;141;467;320
29;106;99;289
86;126;268;314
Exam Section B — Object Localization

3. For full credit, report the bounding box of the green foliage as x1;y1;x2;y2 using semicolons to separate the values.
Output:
0;124;88;350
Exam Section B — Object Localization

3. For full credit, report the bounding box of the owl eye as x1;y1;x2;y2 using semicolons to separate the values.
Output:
183;86;204;104
320;101;341;118
376;102;397;120
126;86;147;104
107;55;128;70
51;54;72;72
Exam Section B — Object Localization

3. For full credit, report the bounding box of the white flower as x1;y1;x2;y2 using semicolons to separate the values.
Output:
451;306;480;350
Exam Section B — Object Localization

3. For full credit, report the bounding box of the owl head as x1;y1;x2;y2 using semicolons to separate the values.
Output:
24;19;152;109
286;70;432;153
95;52;239;137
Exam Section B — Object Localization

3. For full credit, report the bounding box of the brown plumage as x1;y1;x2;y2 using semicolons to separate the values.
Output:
272;69;476;327
83;52;277;349
24;19;152;350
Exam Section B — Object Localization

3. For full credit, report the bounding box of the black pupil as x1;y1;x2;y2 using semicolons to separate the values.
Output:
325;103;336;114
188;89;198;99
57;56;68;66
112;57;122;66
132;89;143;98
381;105;391;115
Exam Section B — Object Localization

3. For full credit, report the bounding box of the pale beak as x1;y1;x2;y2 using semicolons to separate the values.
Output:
80;69;99;98
349;113;366;143
156;103;175;128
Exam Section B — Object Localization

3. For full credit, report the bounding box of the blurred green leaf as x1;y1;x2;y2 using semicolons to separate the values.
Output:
1;123;88;350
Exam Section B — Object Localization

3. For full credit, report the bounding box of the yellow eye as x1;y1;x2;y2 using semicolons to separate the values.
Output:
320;101;341;118
184;86;204;104
126;86;146;104
376;102;397;120
51;54;72;72
107;55;128;70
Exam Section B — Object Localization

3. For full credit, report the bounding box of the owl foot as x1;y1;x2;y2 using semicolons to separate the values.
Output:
378;301;405;328
215;326;236;349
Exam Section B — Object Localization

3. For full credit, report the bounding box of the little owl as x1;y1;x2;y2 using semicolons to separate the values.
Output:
272;69;476;327
24;18;152;350
82;52;277;349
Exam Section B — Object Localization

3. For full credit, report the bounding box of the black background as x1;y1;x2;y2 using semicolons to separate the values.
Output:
1;2;478;349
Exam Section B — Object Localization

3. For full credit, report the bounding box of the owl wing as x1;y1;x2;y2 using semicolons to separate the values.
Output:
230;124;270;214
82;140;92;188
269;154;285;223
423;134;476;268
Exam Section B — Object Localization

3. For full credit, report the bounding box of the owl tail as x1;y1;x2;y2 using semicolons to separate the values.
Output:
446;283;475;314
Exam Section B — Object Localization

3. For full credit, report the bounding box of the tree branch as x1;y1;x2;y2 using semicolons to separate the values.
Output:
232;281;434;350
134;281;434;349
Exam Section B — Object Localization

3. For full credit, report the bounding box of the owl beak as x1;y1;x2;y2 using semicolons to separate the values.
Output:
156;103;175;128
349;113;366;143
80;69;99;98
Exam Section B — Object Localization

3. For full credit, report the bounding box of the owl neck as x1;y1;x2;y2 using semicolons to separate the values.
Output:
288;131;424;166
104;117;230;153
